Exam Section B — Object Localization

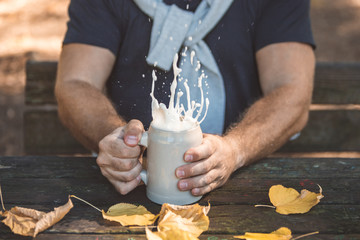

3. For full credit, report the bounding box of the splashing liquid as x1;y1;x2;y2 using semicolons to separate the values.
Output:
150;54;209;131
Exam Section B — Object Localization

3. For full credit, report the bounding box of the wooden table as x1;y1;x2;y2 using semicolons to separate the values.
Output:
0;156;359;239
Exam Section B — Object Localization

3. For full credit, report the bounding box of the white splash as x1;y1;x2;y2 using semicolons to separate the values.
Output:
190;50;195;65
150;54;209;131
182;46;188;56
195;61;201;72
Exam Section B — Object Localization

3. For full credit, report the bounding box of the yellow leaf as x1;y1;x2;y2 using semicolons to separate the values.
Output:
269;185;324;215
1;197;73;237
157;203;210;237
234;227;292;240
102;203;157;226
145;203;210;240
146;227;199;240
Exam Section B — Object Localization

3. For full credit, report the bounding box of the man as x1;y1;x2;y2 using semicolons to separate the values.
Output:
55;0;315;196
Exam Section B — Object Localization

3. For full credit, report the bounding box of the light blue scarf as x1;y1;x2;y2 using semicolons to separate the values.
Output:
134;0;233;134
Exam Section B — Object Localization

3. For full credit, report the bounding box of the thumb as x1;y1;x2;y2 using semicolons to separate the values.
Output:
123;119;144;147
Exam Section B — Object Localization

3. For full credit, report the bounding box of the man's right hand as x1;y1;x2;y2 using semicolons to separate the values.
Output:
96;120;144;195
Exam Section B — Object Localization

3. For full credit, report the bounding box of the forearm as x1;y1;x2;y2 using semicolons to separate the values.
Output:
225;43;315;168
224;83;311;168
54;44;122;152
55;80;126;152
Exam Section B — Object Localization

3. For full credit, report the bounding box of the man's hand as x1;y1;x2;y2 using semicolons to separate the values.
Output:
96;120;144;195
175;134;243;196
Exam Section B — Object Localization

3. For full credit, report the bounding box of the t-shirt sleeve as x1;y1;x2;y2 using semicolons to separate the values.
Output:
255;0;315;51
63;0;121;55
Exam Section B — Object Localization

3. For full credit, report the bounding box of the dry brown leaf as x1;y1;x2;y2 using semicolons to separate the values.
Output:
234;227;292;240
157;203;210;236
102;203;157;226
1;197;73;237
145;203;210;240
146;226;199;240
268;185;324;215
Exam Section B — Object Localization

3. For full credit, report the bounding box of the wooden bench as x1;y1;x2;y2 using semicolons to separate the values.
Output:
24;61;360;155
24;61;89;155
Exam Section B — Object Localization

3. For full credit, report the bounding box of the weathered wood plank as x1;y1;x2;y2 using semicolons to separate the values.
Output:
0;156;99;179
0;177;358;207
25;61;57;105
1;177;358;206
208;205;360;234
1;157;359;180
234;157;360;179
279;110;360;152
312;62;360;104
0;234;28;240
23;110;89;155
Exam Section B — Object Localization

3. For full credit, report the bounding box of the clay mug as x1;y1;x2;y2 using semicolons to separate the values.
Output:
139;124;203;205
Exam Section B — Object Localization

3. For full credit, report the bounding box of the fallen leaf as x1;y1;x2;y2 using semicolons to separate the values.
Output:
157;203;210;236
268;185;324;215
102;203;157;226
146;226;199;240
1;197;73;237
234;227;292;240
145;203;210;240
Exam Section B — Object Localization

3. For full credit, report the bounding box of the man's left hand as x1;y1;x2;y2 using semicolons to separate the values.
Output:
175;134;242;196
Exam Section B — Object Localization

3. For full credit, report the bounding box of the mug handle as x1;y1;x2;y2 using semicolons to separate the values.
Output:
138;131;148;185
138;131;148;148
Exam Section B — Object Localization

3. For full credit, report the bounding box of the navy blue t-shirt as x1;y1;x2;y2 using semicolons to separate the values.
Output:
63;0;315;132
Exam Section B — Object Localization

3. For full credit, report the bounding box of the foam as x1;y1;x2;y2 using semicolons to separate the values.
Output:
150;53;209;131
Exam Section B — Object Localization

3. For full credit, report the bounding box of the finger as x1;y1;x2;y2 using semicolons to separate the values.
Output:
97;148;140;170
99;134;141;159
111;157;140;172
184;136;215;163
123;119;144;147
175;158;215;179
102;161;142;182
110;141;141;160
191;182;219;196
108;175;142;195
177;169;217;192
